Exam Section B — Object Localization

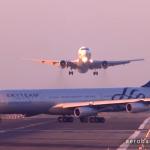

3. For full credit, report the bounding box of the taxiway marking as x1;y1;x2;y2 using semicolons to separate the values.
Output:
0;121;50;133
117;116;150;150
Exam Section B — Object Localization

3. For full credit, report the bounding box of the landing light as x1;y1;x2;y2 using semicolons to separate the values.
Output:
89;59;93;63
82;57;88;63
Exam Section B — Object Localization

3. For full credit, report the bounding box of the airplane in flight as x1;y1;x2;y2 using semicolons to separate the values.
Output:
33;46;144;75
0;81;150;123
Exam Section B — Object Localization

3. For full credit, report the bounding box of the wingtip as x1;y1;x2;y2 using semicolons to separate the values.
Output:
130;58;144;62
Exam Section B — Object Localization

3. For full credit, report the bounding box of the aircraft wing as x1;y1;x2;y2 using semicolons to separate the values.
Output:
53;98;150;109
32;59;60;66
32;59;78;69
89;59;144;69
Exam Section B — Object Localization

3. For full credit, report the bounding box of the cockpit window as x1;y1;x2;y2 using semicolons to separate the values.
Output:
80;47;90;51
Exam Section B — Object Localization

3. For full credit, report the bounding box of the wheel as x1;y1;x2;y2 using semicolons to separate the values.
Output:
64;116;74;122
67;117;74;122
69;71;73;75
89;117;96;123
89;117;106;123
80;117;88;123
57;116;63;123
96;117;106;123
93;71;98;76
58;116;74;123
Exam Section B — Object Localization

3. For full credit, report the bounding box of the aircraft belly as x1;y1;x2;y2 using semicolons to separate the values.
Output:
78;64;89;73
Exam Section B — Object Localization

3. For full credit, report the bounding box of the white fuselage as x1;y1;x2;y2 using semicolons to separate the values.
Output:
0;87;150;115
77;47;92;73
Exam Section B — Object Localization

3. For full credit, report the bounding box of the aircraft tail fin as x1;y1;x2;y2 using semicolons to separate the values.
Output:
142;81;150;87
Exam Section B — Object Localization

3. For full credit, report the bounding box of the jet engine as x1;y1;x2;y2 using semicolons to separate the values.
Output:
60;60;67;68
126;103;149;113
74;107;97;117
102;61;108;69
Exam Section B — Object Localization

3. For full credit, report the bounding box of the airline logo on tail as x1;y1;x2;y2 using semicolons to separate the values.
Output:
142;81;150;88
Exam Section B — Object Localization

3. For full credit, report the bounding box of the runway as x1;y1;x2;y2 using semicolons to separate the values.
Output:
0;112;149;150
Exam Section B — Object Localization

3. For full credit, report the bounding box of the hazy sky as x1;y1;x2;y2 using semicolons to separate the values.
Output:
0;0;150;89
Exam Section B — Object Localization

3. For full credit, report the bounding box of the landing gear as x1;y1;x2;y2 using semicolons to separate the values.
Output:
79;117;88;123
57;116;74;123
57;116;105;123
79;116;105;123
69;71;73;75
93;71;98;76
89;116;105;123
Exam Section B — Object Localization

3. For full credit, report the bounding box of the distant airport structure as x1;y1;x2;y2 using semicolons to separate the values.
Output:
33;46;144;75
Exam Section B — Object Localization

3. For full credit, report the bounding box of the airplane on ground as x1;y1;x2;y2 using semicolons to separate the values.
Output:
0;81;150;123
33;46;144;75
